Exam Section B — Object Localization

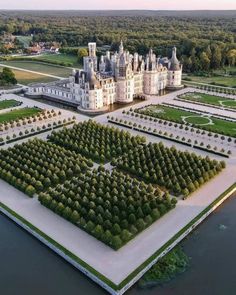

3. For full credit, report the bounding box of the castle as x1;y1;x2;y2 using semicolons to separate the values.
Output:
27;41;183;112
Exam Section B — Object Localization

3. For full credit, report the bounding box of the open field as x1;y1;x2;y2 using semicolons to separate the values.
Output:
0;99;21;110
0;107;41;123
136;105;236;137
34;53;81;67
178;92;236;109
0;61;72;77
184;75;236;88
0;66;58;85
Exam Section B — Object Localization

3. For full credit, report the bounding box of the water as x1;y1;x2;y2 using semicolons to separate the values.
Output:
0;193;236;295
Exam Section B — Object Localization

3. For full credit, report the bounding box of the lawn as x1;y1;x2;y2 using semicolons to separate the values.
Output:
34;53;81;67
136;105;236;137
178;92;236;109
0;66;58;85
0;61;72;77
0;99;21;110
0;107;41;123
183;74;236;88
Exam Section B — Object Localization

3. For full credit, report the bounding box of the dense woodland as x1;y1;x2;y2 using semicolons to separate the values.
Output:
0;11;235;72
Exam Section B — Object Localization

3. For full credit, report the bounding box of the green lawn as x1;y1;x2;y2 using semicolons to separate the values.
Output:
34;53;81;67
0;107;41;123
0;99;21;110
184;74;236;88
137;105;236;137
0;61;72;77
0;66;58;85
178;92;236;109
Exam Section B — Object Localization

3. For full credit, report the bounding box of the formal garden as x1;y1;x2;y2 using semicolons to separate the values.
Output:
177;92;236;109
0;99;22;110
0;119;227;249
135;105;236;137
112;142;225;197
0;138;93;196
38;168;176;249
48;120;146;163
0;135;177;249
0;107;42;124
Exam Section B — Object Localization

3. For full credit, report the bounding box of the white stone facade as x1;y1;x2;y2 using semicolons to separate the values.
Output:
26;42;183;112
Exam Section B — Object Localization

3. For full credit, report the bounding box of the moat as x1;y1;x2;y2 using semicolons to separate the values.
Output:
0;192;236;295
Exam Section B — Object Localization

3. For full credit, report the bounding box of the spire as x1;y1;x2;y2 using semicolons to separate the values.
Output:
172;47;177;59
119;40;124;54
169;46;181;71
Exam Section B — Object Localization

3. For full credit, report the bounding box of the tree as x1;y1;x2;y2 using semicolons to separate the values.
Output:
111;235;122;250
211;45;222;69
200;51;210;71
227;49;236;67
25;185;36;197
0;67;17;86
70;210;80;224
78;48;88;63
94;224;104;239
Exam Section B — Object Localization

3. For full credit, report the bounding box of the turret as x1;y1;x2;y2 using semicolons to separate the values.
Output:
88;42;96;57
169;47;181;71
119;40;124;55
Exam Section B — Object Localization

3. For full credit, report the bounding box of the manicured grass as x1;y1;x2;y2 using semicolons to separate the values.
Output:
0;107;41;123
184;75;236;88
184;116;212;125
179;92;236;109
0;66;58;85
0;99;21;110
34;53;80;66
0;61;72;77
137;105;236;137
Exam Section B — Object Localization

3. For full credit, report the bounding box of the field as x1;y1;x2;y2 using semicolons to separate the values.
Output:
183;74;236;88
178;92;236;109
0;99;21;110
0;66;59;85
34;53;80;67
0;107;41;123
0;61;72;77
136;105;236;137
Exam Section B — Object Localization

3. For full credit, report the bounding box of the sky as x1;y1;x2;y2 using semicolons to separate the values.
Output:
0;0;236;10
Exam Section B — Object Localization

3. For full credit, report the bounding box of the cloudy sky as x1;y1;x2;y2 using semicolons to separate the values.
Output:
1;0;236;10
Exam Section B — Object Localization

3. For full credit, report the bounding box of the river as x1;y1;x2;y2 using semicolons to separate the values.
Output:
0;193;236;295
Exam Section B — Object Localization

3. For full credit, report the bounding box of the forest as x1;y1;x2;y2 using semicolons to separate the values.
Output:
0;10;235;72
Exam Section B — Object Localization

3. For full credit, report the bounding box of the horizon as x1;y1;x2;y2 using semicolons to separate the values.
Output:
0;9;236;11
0;0;236;11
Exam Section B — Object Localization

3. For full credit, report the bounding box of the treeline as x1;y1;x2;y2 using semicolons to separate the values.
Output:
0;11;235;71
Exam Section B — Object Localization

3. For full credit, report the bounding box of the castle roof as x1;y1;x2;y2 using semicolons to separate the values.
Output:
169;47;181;71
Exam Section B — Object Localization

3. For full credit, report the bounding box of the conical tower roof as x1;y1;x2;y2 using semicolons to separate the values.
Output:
169;47;181;71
